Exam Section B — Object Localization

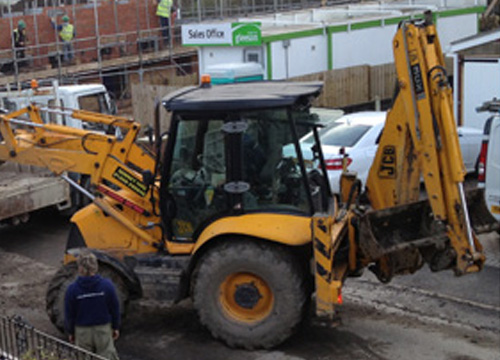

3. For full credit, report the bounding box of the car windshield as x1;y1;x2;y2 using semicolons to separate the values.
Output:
321;123;371;147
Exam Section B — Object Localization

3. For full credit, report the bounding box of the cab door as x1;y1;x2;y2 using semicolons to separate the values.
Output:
165;116;229;241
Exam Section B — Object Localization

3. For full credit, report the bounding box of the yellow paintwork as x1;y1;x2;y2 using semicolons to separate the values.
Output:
365;16;484;274
0;106;155;200
312;213;348;316
0;17;484;329
193;213;313;253
0;106;164;261
0;105;316;260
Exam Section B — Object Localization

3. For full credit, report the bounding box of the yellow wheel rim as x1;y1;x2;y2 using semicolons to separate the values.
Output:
219;272;274;323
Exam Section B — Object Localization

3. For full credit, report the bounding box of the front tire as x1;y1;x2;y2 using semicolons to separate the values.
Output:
192;239;309;349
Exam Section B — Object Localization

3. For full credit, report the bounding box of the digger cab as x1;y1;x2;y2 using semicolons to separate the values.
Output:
161;81;332;241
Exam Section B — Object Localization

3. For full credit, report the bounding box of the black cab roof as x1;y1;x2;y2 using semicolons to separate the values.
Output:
162;81;323;112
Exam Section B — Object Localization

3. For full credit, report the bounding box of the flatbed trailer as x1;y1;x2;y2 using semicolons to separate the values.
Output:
0;163;70;224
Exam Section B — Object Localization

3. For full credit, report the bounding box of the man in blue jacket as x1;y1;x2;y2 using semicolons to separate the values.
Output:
65;250;120;360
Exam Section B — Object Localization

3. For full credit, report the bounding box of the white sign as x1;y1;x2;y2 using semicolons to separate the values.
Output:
182;24;233;46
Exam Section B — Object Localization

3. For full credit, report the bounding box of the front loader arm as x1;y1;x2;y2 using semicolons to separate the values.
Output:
1;104;156;189
0;105;155;188
0;104;160;247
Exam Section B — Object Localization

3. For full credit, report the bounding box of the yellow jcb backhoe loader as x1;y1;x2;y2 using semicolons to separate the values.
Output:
0;11;497;349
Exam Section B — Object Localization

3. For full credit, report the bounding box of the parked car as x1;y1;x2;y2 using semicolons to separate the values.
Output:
294;111;483;194
299;107;344;144
310;107;344;126
477;101;500;222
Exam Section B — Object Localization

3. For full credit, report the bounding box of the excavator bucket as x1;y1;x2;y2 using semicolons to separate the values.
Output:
355;13;498;281
356;187;497;281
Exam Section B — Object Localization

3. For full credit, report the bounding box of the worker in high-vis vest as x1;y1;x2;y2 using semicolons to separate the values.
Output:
156;0;176;46
12;20;28;65
51;15;75;63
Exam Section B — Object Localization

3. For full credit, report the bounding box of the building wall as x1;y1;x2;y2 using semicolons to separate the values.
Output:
331;25;397;70
437;14;479;52
0;0;162;64
199;47;247;72
194;7;483;83
270;33;328;79
462;59;500;129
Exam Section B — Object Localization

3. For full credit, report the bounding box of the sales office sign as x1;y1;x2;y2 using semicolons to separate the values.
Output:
182;22;261;46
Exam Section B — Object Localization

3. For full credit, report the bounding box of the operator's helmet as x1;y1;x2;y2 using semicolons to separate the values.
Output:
18;20;26;29
62;15;69;23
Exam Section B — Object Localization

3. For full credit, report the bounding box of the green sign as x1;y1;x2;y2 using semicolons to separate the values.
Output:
232;22;262;46
182;22;261;47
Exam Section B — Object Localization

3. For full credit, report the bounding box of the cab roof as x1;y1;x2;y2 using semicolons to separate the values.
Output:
162;81;323;112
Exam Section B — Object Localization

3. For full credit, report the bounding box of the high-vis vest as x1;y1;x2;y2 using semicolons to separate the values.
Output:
13;29;20;42
156;0;172;18
60;24;74;42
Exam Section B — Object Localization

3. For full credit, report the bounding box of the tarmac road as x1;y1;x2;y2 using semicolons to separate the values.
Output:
0;208;499;360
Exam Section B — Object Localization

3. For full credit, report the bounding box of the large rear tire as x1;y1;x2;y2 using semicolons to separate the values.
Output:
192;239;308;349
46;262;129;333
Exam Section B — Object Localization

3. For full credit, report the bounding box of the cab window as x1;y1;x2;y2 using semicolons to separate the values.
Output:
240;109;310;213
167;118;227;240
78;93;111;114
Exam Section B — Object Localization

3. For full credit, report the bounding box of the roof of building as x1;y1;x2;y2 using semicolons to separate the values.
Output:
448;27;500;53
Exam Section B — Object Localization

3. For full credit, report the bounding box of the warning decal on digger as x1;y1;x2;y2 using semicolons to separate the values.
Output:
409;50;425;100
378;145;397;178
112;167;148;197
411;63;425;100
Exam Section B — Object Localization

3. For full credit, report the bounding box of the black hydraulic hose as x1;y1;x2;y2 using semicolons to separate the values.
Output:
81;133;98;155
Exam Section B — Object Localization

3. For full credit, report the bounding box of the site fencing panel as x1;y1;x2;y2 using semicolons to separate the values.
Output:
0;316;106;360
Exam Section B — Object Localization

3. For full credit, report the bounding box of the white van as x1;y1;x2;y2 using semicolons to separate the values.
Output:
0;81;117;224
0;82;116;130
477;99;500;223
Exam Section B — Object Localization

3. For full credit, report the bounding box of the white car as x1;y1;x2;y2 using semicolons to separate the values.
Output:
477;104;500;222
300;111;482;194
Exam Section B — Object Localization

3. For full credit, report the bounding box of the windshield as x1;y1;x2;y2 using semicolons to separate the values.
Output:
78;92;111;114
321;123;371;147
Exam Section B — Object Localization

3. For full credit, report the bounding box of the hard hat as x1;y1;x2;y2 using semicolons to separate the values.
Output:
18;20;26;29
62;15;69;22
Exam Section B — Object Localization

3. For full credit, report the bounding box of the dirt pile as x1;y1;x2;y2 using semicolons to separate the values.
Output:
0;249;58;334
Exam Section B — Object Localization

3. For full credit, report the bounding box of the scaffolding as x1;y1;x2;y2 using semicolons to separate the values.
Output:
0;0;194;90
0;1;356;82
0;0;361;96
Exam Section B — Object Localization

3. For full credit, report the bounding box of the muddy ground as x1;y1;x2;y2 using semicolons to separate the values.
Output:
0;210;499;360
